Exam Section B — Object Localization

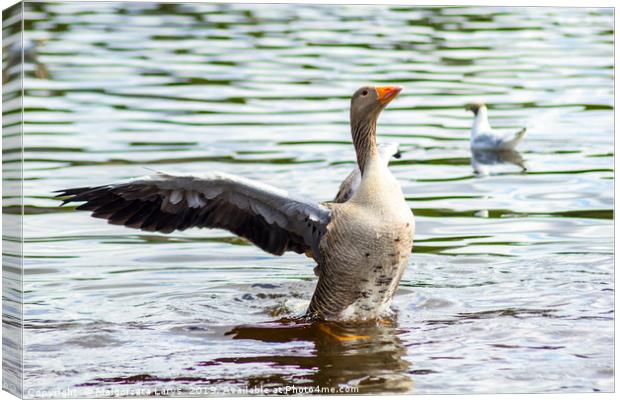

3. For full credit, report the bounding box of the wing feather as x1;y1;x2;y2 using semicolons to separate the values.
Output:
55;172;331;258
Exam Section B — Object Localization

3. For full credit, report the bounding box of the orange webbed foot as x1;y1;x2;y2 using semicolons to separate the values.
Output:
317;322;370;341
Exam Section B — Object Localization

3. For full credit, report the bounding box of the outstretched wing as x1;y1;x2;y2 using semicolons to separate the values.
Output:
55;172;332;258
499;127;527;149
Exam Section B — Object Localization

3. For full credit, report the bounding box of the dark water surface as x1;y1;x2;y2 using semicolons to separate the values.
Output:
3;2;613;396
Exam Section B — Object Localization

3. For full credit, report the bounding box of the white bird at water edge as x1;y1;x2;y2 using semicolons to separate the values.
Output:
466;101;527;151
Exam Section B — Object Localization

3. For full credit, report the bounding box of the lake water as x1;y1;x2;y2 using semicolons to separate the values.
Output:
2;2;613;396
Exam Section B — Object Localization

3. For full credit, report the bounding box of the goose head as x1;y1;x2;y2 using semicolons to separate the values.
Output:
349;85;402;174
350;85;403;125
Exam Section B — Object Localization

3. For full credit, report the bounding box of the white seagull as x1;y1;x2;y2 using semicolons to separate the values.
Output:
466;102;526;151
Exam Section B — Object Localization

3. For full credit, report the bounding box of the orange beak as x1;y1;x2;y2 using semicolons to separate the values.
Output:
375;85;403;104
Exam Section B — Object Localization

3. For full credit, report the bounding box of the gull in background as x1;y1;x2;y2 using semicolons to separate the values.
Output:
466;101;526;150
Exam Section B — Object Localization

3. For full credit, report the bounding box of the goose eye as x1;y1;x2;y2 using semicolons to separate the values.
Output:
362;90;368;96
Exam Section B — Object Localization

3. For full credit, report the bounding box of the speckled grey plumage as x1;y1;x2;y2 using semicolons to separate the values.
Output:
309;157;415;320
308;86;414;321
